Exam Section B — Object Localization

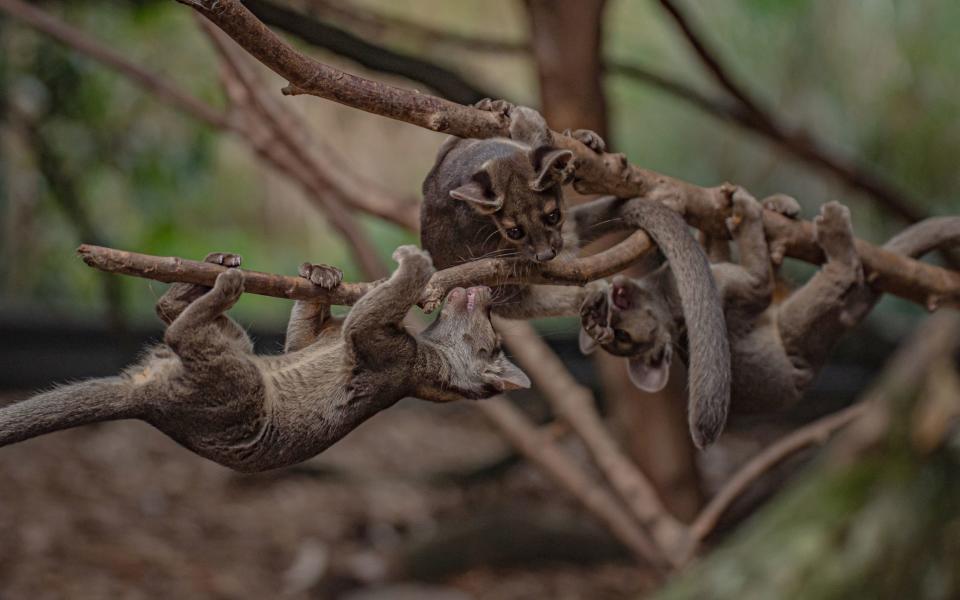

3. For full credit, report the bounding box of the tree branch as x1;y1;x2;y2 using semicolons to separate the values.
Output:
689;402;868;543
496;318;691;566
474;396;670;572
76;231;655;309
242;0;492;105
656;0;927;224
172;0;960;309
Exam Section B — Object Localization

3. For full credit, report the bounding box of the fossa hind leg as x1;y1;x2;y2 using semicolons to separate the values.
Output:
156;252;251;352
164;269;247;365
777;202;863;381
344;246;434;363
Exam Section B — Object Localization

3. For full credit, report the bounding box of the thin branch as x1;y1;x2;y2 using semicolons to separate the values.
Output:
76;231;655;308
689;402;868;543
496;318;691;566
656;0;926;224
198;20;388;278
0;0;230;129
243;0;492;105
173;0;960;310
0;0;418;232
474;396;669;572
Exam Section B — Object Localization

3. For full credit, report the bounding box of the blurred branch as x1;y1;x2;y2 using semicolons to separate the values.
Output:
76;230;655;307
0;0;229;129
173;0;960;309
474;396;669;572
198;19;387;278
689;402;868;543
305;0;528;54
242;0;492;105
496;318;691;566
656;0;927;224
16;117;126;330
0;0;418;234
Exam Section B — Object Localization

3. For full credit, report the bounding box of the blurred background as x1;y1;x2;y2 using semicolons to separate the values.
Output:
0;1;958;598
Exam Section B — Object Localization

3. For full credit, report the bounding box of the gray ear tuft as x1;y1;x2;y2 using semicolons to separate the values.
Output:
626;348;672;393
579;328;598;355
530;149;575;191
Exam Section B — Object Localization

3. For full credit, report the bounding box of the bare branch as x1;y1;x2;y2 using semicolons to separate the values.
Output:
475;396;670;572
496;319;691;566
76;232;655;308
0;0;230;129
656;0;927;224
689;402;868;543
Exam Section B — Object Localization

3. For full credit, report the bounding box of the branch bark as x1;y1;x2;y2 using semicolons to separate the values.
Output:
688;402;868;543
76;231;655;308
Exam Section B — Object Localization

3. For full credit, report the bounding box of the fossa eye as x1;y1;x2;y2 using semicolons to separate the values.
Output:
544;209;561;226
506;226;525;240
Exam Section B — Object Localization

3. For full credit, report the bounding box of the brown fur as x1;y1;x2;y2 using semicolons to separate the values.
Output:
0;247;529;472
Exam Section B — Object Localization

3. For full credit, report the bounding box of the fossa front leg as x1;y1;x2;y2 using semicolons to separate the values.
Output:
285;263;343;352
713;190;774;315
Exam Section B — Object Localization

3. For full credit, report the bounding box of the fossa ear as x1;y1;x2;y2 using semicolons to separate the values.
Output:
626;347;673;393
450;167;502;214
530;147;575;192
486;355;531;391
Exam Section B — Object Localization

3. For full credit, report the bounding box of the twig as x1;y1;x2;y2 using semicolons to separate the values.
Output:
689;402;868;543
0;0;229;129
242;0;491;104
474;396;669;572
198;20;388;278
174;0;960;309
496;319;691;566
76;232;655;308
656;0;926;224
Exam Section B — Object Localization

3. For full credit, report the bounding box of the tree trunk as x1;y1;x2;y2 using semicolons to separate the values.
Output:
523;0;703;520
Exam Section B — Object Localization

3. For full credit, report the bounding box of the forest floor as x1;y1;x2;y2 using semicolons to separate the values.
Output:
0;390;657;600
